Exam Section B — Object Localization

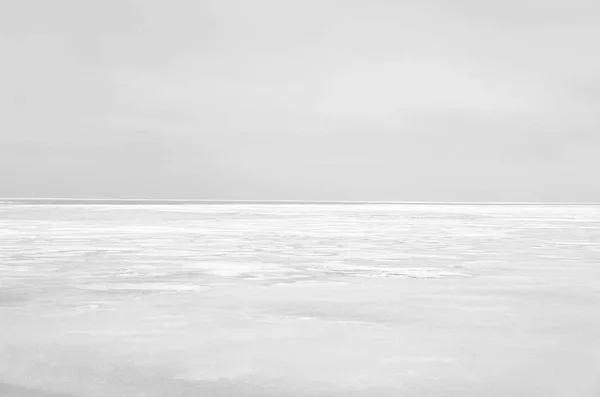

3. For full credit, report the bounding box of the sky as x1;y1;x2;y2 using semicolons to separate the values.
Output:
1;0;599;201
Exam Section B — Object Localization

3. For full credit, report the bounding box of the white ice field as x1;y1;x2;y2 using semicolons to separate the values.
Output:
1;203;599;396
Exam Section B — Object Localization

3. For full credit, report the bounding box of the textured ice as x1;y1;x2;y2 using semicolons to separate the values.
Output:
1;203;600;397
78;283;207;292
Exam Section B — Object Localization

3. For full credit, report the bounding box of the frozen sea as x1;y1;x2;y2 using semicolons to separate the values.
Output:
1;202;599;396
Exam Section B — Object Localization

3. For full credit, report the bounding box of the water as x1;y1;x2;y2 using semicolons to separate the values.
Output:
1;203;599;396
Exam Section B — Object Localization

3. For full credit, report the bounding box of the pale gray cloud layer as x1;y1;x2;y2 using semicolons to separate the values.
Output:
1;0;599;201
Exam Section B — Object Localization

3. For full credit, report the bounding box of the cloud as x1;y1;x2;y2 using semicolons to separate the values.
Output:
0;0;599;200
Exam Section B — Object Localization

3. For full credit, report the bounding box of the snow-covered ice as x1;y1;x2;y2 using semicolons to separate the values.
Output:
1;203;600;397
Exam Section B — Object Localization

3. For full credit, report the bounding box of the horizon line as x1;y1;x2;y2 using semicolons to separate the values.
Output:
1;197;599;205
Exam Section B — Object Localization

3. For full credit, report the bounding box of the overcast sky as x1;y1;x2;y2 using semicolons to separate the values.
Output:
1;0;599;201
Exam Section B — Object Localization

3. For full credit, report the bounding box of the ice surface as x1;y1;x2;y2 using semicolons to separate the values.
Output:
1;204;600;397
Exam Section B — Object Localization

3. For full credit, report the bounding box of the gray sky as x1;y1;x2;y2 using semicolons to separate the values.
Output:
1;0;599;201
